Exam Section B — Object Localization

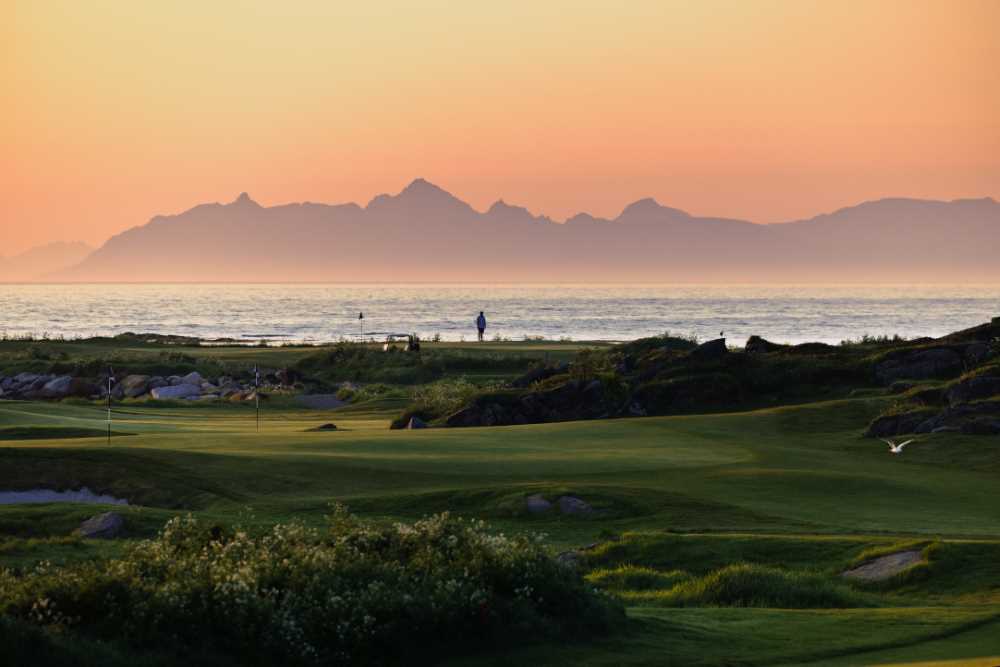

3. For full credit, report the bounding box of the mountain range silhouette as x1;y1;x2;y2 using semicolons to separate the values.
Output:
47;179;1000;282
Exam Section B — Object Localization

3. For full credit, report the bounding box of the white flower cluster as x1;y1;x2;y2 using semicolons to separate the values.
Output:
1;510;618;665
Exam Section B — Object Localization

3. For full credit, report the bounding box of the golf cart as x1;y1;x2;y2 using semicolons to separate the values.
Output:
382;333;421;353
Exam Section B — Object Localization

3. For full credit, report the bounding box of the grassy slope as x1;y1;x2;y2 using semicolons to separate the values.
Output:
1;340;998;665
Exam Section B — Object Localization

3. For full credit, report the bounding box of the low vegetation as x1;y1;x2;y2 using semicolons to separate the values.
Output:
0;509;621;666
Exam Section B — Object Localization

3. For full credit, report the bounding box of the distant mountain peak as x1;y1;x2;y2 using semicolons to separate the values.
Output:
367;177;471;214
231;192;259;207
487;199;527;215
619;197;690;222
400;178;452;198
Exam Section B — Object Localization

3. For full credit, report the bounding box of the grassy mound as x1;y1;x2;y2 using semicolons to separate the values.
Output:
585;565;691;592
0;509;622;666
625;563;869;608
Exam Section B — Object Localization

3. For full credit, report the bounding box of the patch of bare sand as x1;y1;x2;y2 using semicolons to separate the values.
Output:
841;550;923;581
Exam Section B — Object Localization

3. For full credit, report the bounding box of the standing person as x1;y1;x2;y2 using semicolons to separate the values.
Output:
476;311;487;342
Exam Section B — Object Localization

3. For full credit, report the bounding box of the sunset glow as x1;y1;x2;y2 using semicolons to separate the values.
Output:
3;0;998;255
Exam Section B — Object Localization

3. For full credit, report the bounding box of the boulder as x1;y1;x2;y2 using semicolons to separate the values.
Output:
446;407;482;428
121;374;150;398
79;512;125;539
275;369;300;385
690;338;727;360
147;376;168;390
865;410;935;438
313;423;338;431
150;383;201;400
26;375;54;393
406;416;427;429
557;496;593;515
13;372;39;385
167;375;183;386
525;494;552;514
875;348;963;384
68;378;98;398
961;419;1000;435
913;401;1000;434
38;375;74;398
964;342;992;365
180;371;203;385
219;382;242;398
200;382;219;393
945;376;1000;406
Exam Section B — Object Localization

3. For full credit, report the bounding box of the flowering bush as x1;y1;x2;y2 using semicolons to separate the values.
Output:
0;507;621;665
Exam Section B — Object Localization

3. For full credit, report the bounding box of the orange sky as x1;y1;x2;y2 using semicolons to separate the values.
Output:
2;0;998;256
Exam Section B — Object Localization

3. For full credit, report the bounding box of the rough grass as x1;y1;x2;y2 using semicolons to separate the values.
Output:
586;565;691;592
622;563;871;608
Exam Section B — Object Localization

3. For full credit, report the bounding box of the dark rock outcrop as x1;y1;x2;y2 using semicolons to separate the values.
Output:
745;336;785;354
960;419;1000;435
865;409;937;438
945;376;1000;406
914;401;1000;434
690;338;727;361
511;363;569;389
874;348;963;384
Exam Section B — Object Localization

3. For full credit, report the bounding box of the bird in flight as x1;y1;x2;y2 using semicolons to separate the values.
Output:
881;438;915;454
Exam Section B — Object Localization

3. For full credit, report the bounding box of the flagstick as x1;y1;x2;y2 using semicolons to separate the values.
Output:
107;366;113;445
254;365;260;432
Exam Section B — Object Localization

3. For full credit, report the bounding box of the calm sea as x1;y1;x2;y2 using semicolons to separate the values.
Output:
1;284;998;345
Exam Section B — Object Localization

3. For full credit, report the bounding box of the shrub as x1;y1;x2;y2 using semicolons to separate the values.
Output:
0;510;621;666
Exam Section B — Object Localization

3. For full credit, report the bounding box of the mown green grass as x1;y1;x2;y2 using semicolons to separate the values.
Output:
0;339;998;665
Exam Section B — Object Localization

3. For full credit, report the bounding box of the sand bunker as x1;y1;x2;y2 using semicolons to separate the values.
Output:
0;487;128;505
841;550;923;581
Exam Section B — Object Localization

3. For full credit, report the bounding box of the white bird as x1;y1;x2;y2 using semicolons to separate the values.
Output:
881;438;915;454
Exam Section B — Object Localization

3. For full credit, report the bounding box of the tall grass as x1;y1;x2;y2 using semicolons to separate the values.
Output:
603;563;871;609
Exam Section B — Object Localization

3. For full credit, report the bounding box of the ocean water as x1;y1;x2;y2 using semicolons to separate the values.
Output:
0;284;997;345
